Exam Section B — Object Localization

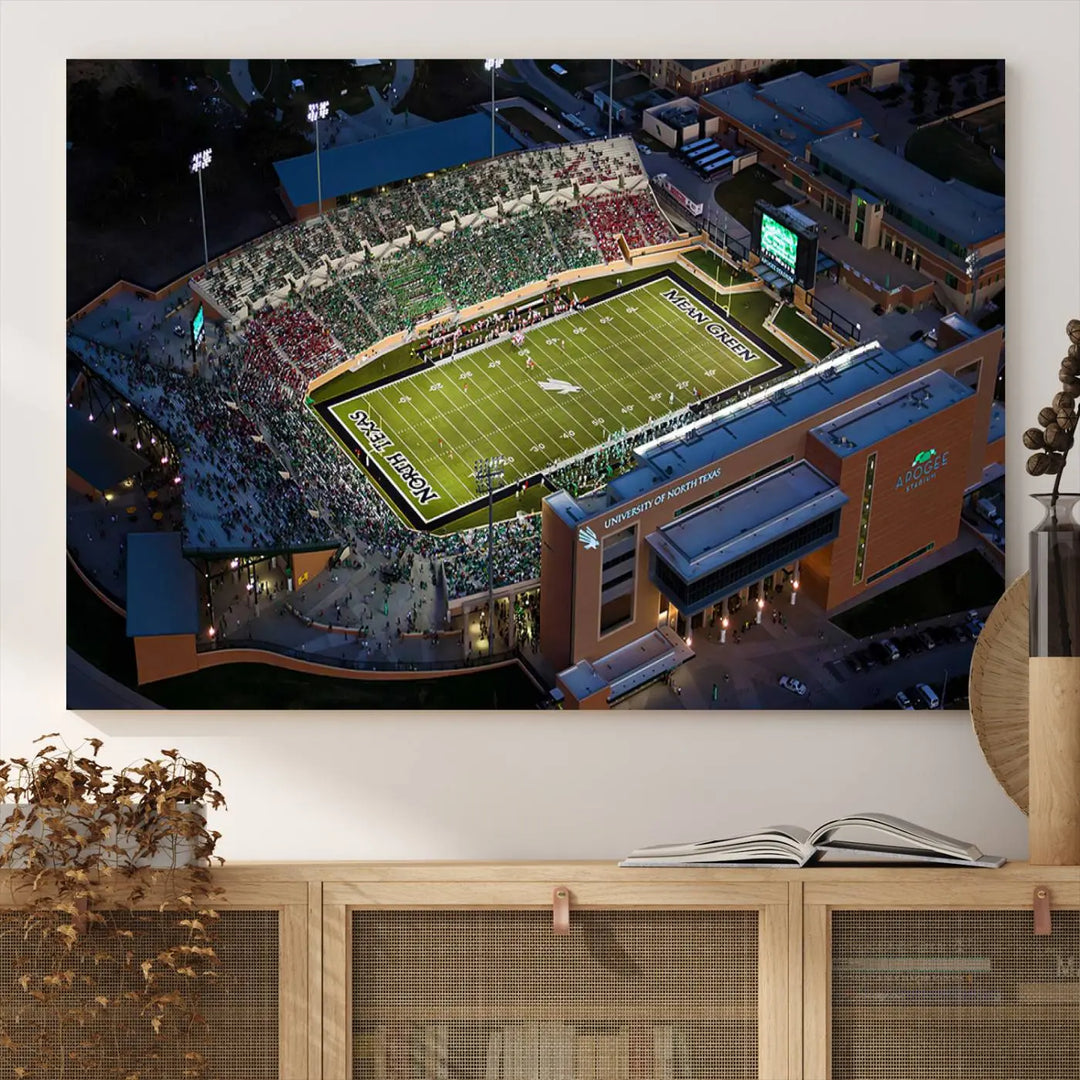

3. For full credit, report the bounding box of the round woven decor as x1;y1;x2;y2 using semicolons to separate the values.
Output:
969;572;1030;814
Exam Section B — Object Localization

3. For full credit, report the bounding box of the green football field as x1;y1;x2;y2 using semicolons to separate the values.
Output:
314;272;787;528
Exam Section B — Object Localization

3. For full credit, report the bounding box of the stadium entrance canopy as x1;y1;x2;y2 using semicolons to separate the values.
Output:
645;460;848;617
557;626;695;707
125;533;200;639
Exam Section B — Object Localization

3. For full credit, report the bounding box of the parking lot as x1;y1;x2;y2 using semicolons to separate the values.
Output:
824;611;988;710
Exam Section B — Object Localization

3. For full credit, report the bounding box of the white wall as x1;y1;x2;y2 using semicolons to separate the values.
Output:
1;1;1077;864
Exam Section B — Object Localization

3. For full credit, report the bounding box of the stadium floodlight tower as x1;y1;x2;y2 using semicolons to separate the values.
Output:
608;59;614;139
484;58;503;158
307;100;330;218
190;148;212;274
473;454;506;655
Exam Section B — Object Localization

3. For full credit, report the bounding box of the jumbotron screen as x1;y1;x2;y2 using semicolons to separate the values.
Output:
192;304;205;347
760;214;798;275
751;200;819;291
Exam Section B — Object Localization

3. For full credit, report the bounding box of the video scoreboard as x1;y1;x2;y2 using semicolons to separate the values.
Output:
751;201;819;292
191;304;205;350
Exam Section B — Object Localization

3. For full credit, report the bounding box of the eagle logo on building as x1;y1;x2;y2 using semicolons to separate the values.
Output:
578;526;599;551
911;449;937;467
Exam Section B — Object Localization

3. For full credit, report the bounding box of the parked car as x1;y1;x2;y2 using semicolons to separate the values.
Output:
914;683;941;709
857;648;878;669
975;498;1003;529
844;653;865;674
929;626;951;646
897;635;922;657
779;675;808;697
949;624;971;643
880;638;901;661
868;641;895;665
895;690;915;710
917;628;937;650
909;328;925;342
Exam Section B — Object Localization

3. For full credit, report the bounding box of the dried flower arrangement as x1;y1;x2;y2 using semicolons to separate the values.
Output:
0;736;226;1079
1024;319;1079;495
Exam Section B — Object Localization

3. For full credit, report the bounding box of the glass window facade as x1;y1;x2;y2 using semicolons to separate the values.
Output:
599;526;637;635
651;510;842;615
865;542;935;586
807;154;971;259
852;452;877;585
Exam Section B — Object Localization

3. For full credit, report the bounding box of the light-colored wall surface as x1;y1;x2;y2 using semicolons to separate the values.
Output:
2;1;1077;865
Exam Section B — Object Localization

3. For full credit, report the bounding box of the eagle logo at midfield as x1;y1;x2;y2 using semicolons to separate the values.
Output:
538;378;583;395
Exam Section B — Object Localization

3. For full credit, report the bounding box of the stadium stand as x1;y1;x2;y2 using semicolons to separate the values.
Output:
66;334;334;553
194;137;671;331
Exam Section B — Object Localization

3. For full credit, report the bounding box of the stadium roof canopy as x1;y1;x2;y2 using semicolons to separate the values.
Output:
755;71;872;135
647;460;847;580
126;533;200;638
808;130;1006;245
67;410;149;491
273;114;521;208
808;369;973;456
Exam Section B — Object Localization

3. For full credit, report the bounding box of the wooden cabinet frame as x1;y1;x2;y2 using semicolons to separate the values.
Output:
320;867;792;1080
800;864;1080;1080
3;863;1076;1080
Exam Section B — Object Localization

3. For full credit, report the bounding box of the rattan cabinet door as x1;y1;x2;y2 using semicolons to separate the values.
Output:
829;909;1079;1080
0;908;282;1080
350;909;761;1080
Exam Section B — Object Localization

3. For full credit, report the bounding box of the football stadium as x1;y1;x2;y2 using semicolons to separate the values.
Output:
66;117;1004;707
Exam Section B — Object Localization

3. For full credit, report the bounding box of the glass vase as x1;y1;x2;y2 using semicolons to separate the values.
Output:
1029;492;1080;657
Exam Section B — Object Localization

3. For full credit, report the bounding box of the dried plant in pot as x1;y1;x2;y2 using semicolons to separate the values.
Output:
0;736;227;1079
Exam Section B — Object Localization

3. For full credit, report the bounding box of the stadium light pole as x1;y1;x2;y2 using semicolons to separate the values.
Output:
484;59;503;158
608;59;614;138
190;148;212;274
308;100;330;218
473;454;506;655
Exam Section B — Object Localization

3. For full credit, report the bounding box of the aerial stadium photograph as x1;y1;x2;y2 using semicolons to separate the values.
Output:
65;56;1007;710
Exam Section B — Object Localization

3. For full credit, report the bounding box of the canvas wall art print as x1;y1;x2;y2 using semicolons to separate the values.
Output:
65;58;1006;710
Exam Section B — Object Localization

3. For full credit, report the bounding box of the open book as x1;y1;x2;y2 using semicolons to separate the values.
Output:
619;812;1006;868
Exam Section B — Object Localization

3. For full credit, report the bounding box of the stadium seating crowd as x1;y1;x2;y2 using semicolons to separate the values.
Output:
197;137;672;323
67;334;331;552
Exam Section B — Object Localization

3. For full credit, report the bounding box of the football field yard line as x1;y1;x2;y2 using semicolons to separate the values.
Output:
617;284;777;390
597;280;773;401
574;323;673;425
554;306;679;424
324;273;786;525
584;301;741;417
531;326;655;441
367;392;480;508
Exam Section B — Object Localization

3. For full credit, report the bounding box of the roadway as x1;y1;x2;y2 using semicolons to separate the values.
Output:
513;59;608;131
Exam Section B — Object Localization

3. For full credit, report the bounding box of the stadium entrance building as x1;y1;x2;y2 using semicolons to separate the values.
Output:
540;317;1004;708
